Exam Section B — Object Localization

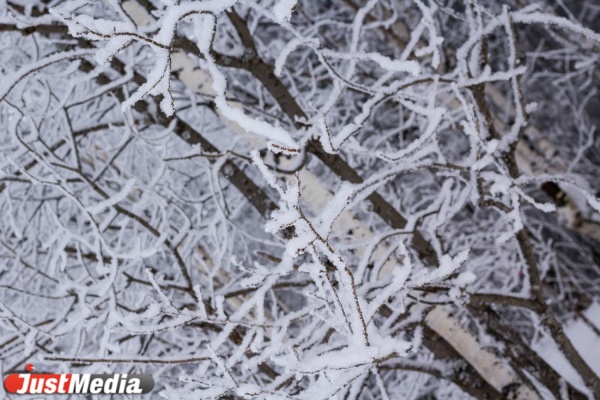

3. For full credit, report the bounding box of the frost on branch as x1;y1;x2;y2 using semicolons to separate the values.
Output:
2;0;600;399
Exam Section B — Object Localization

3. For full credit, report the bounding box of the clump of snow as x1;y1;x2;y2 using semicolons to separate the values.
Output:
273;0;298;23
525;102;538;114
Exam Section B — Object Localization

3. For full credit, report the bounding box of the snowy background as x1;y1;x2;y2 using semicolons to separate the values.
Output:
0;0;599;398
